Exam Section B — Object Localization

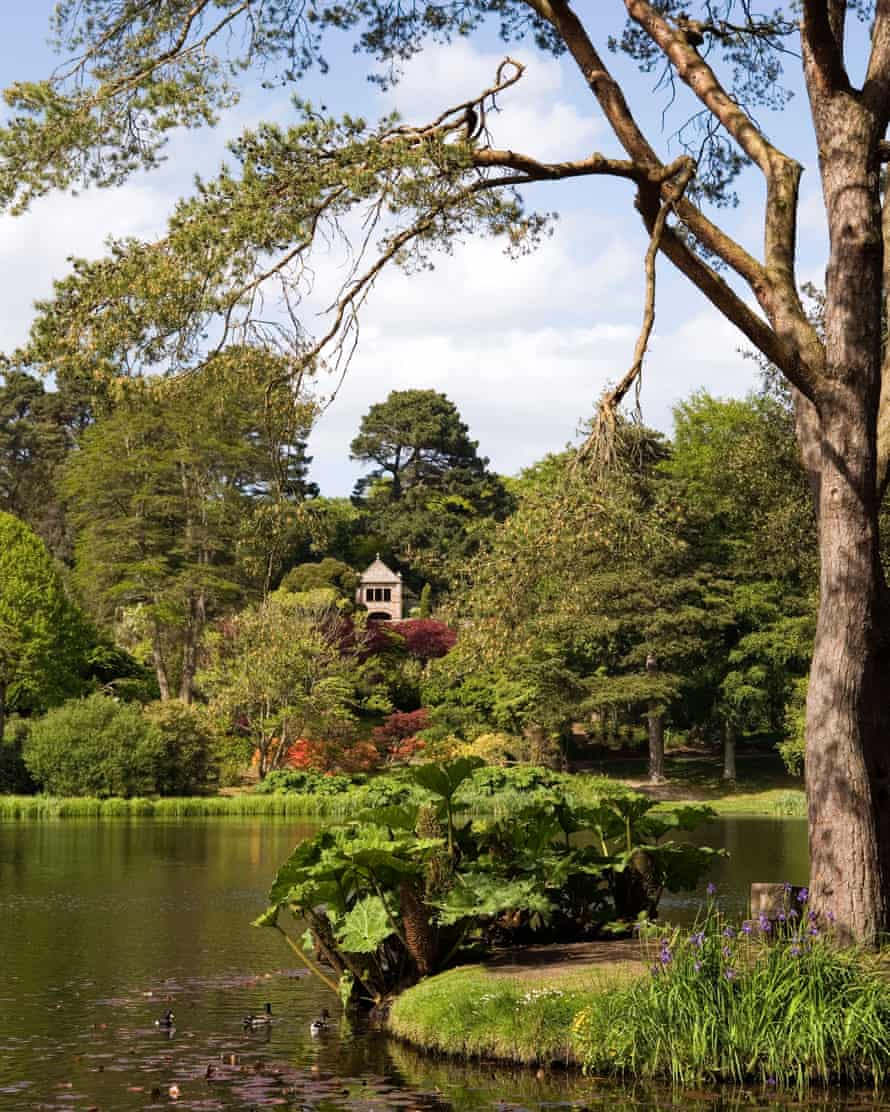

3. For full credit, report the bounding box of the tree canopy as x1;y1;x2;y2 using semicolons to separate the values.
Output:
7;0;890;938
62;350;316;702
350;390;513;588
0;511;90;737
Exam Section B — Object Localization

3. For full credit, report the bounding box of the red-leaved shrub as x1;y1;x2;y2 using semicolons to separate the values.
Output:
396;620;457;661
372;709;431;764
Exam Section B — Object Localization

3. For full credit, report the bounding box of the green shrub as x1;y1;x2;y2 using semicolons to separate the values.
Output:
354;770;420;809
258;758;720;1005
254;768;353;796
779;676;807;775
0;717;35;793
24;695;165;797
466;765;565;796
573;894;890;1086
23;695;223;797
142;700;215;794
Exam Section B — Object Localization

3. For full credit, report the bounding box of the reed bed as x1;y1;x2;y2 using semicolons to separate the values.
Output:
573;893;890;1086
0;793;357;819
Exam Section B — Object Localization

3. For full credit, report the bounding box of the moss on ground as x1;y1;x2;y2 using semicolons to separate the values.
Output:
387;962;640;1066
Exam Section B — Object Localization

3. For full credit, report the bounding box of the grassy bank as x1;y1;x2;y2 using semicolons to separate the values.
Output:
390;916;890;1086
388;963;638;1066
0;757;806;820
0;793;346;819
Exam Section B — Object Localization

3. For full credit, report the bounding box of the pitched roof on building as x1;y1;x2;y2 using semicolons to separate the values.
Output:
359;555;401;583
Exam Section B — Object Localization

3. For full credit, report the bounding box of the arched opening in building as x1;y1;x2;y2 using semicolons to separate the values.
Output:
368;611;392;621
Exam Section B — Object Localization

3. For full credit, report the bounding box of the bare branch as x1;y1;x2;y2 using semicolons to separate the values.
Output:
802;0;851;95
865;0;890;124
578;160;695;466
530;0;776;316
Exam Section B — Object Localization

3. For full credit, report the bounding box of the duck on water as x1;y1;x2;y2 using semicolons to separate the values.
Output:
243;1002;273;1028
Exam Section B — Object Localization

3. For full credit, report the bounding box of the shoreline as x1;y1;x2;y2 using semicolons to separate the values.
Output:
0;783;806;820
386;958;642;1068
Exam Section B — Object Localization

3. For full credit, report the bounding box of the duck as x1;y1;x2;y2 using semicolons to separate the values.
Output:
155;1010;175;1029
242;1002;273;1028
309;1008;331;1035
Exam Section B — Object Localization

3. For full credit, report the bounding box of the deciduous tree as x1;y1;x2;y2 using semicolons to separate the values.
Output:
0;512;90;737
199;589;368;778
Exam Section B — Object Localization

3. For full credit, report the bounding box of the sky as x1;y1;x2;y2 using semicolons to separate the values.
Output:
0;4;831;496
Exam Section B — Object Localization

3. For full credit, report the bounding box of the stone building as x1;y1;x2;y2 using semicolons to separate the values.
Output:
356;555;404;620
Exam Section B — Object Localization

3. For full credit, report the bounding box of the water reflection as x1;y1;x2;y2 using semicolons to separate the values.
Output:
0;814;874;1112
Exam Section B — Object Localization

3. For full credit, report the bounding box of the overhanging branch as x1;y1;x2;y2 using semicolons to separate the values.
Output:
579;161;695;466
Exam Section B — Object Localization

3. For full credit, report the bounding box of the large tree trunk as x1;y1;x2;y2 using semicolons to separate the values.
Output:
151;629;172;701
647;710;665;784
802;92;890;944
805;385;889;944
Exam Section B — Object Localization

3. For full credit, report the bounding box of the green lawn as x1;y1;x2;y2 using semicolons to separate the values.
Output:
388;962;639;1065
582;751;806;815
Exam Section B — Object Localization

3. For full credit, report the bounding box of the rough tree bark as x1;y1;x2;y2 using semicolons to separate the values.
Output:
796;25;890;943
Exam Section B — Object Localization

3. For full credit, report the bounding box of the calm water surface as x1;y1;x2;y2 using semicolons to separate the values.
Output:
0;815;885;1112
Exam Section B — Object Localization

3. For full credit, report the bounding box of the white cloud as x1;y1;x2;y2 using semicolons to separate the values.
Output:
306;301;759;494
0;186;173;351
0;32;760;502
381;40;605;161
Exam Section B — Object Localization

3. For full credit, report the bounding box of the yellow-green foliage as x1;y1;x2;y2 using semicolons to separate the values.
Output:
453;732;525;765
388;964;637;1065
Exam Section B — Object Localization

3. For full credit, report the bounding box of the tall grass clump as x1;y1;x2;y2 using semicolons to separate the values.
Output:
573;888;890;1086
0;793;353;819
770;790;807;817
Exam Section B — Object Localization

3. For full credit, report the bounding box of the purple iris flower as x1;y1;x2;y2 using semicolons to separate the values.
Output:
724;968;737;980
706;882;717;897
741;920;753;935
797;887;809;903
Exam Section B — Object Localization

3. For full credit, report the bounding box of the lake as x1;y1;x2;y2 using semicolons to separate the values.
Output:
1;813;884;1111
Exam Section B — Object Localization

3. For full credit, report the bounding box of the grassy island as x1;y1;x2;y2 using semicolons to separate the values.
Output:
388;961;639;1066
388;906;890;1087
